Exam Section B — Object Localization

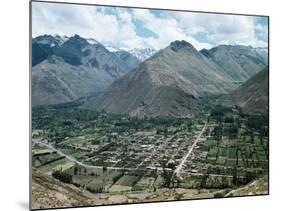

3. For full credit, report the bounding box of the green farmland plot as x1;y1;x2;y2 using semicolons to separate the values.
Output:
115;175;140;187
134;177;155;191
36;153;65;166
218;147;227;157
72;175;94;186
216;156;226;165
38;158;71;174
208;147;218;158
227;147;237;159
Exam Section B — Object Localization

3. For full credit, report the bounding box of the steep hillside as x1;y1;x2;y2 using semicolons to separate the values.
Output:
83;40;235;118
32;56;113;106
200;45;267;82
225;175;268;197
32;35;140;106
220;66;269;113
32;34;69;66
32;169;93;210
255;47;268;64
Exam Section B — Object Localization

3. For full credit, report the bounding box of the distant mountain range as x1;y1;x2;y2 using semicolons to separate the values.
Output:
220;66;269;113
128;48;158;61
32;34;268;117
102;44;157;61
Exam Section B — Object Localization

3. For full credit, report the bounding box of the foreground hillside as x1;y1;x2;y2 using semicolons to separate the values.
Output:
32;167;268;209
225;175;268;197
220;66;269;113
32;169;93;209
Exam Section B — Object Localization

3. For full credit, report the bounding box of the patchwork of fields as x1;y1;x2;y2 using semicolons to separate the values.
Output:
32;105;269;204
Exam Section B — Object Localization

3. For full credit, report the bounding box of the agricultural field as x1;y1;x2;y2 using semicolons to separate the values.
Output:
31;103;269;204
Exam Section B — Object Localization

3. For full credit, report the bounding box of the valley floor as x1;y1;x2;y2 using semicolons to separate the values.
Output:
31;103;269;209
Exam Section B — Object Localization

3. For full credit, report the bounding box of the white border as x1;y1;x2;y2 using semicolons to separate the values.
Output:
1;0;280;211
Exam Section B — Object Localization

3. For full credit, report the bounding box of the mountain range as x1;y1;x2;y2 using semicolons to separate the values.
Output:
32;34;140;106
82;40;268;117
32;34;268;117
102;44;157;61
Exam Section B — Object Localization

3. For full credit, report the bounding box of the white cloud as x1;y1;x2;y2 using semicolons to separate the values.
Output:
32;2;119;41
131;9;213;50
32;2;268;50
171;12;268;47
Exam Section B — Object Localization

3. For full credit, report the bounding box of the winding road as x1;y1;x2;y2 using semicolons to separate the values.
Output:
32;139;136;171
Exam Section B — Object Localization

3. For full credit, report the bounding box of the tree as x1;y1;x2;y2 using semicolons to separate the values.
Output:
259;134;263;145
167;162;176;170
174;176;180;188
225;116;234;123
151;169;158;181
103;166;107;173
232;167;238;186
225;123;238;139
250;130;255;144
112;171;124;184
213;125;222;141
162;165;173;188
245;171;256;184
52;169;73;184
74;166;78;175
84;168;87;175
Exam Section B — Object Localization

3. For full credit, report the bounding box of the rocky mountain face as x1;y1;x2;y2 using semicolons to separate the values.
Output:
32;34;70;66
113;50;141;72
82;40;240;118
220;66;269;113
200;45;267;82
32;34;141;106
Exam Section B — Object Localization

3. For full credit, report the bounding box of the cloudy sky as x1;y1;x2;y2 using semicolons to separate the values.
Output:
32;1;268;50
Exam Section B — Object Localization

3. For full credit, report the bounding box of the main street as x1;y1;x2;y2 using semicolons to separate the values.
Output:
174;122;207;176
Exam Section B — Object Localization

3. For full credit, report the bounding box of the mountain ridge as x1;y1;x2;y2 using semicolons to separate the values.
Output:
200;45;267;82
32;34;141;106
82;40;241;118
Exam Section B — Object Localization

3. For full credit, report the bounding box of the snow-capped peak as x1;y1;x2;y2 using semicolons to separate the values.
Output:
33;34;70;47
103;44;122;52
60;35;69;43
86;38;99;45
54;34;69;45
129;48;157;61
